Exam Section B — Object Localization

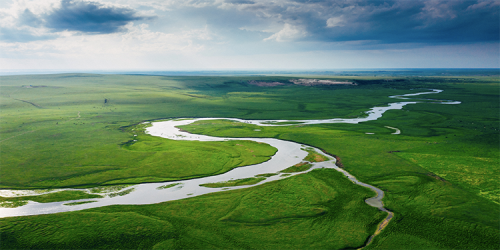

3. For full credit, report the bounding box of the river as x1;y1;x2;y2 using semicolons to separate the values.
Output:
0;89;459;218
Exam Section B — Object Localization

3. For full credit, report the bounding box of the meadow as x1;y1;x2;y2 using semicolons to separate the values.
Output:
0;72;498;249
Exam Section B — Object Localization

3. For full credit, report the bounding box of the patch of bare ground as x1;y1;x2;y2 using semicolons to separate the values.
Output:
313;154;325;162
21;85;47;88
13;98;43;108
290;79;356;86
333;155;344;168
247;80;285;87
182;93;208;98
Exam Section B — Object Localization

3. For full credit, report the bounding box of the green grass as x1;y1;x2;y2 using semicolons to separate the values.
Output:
200;177;266;188
303;148;329;162
63;200;98;206
177;77;500;249
0;191;102;205
0;73;498;249
108;188;135;198
0;200;28;208
280;162;313;173
89;185;132;194
0;169;385;249
0;109;277;189
255;173;278;177
396;153;500;204
156;183;181;190
181;121;500;249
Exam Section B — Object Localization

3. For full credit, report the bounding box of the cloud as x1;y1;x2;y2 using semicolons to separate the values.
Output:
264;23;306;42
121;24;211;52
1;22;213;59
18;9;43;27
43;0;151;34
0;27;57;43
218;0;499;46
7;0;496;46
225;0;255;4
0;0;154;43
326;16;344;28
1;0;498;68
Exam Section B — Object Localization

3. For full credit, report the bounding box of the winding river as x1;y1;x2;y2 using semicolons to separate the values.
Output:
0;89;459;224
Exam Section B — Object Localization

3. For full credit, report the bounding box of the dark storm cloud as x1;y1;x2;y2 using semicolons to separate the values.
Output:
231;0;499;45
314;0;500;44
43;0;151;34
3;0;154;42
225;0;255;4
3;0;498;47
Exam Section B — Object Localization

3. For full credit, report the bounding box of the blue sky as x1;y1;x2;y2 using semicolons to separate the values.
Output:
0;0;499;70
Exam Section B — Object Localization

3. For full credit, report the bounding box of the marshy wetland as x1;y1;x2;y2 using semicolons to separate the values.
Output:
0;73;498;249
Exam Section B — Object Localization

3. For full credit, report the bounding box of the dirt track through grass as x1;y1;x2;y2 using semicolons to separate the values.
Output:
13;98;43;108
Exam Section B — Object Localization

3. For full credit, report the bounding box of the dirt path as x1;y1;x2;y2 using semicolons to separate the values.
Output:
13;98;43;108
69;111;81;120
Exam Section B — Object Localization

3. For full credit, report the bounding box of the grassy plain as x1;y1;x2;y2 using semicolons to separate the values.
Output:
1;169;385;249
0;191;102;205
156;183;181;190
280;162;313;173
0;75;282;189
200;177;266;188
303;148;329;162
178;76;500;249
0;73;499;249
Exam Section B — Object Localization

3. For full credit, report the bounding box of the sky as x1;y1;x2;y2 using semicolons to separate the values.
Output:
0;0;499;71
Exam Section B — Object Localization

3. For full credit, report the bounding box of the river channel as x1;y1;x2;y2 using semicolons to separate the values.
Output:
0;89;459;218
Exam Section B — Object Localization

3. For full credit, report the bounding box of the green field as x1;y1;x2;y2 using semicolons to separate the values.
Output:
280;162;313;173
200;177;266;188
0;73;499;249
0;191;102;205
0;76;280;189
0;169;385;249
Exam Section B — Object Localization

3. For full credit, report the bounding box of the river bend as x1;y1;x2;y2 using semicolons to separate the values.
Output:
0;89;459;218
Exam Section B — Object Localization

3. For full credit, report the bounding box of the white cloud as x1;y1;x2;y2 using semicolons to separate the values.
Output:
326;16;345;28
264;23;306;42
0;0;60;28
0;0;498;70
466;0;500;11
0;22;218;70
1;23;212;55
121;23;211;52
419;0;458;19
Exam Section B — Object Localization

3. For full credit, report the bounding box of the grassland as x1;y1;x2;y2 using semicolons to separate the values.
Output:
177;76;500;249
0;191;102;207
0;76;279;189
156;183;181;190
302;147;329;162
0;73;499;249
63;200;98;206
280;162;313;173
200;177;266;188
0;169;385;249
